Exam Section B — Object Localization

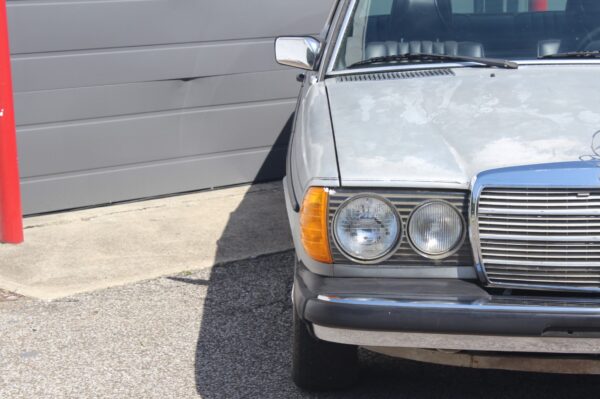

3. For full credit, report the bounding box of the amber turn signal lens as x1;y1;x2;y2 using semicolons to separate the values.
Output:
300;187;333;264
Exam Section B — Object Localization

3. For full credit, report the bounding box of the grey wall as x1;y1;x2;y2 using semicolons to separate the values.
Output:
8;0;334;215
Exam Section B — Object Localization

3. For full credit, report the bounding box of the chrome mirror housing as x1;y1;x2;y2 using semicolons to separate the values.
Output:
275;36;322;70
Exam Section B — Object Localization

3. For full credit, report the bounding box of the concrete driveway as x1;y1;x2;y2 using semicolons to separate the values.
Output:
1;251;599;398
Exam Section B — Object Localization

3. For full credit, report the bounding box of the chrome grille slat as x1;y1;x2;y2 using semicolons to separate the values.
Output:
482;246;600;252
480;240;600;248
329;189;473;266
484;259;600;267
477;186;600;290
487;269;600;275
479;208;600;215
483;189;600;194
480;194;600;201
479;234;600;242
481;247;600;253
480;200;600;207
486;276;600;285
480;215;600;221
482;251;600;259
480;220;600;227
487;267;600;274
480;226;600;233
488;271;600;278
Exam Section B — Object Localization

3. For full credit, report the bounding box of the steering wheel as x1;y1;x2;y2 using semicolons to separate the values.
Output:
576;26;600;51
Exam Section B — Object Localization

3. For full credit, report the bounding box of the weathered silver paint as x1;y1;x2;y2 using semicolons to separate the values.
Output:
290;82;340;200
326;65;600;188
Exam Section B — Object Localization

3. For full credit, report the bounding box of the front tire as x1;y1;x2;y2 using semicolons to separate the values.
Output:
292;308;359;391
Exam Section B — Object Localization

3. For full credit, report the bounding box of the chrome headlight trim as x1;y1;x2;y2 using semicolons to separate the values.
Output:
407;200;467;260
332;193;403;264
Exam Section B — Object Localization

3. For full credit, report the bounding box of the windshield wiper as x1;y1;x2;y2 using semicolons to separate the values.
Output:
347;53;519;70
539;50;600;59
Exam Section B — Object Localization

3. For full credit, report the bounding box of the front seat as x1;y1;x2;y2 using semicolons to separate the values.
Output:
366;40;485;58
390;0;454;41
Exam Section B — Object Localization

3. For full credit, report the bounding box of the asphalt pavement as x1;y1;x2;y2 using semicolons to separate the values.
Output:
1;251;599;398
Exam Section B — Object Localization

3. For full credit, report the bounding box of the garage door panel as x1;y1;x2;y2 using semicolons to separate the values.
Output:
18;100;296;178
15;69;300;126
10;0;333;214
21;147;287;215
8;0;333;54
13;39;285;92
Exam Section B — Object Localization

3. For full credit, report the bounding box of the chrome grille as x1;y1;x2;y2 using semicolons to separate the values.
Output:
328;189;473;266
477;187;600;289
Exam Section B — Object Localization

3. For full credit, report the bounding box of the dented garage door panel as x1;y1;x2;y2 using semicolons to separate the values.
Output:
7;0;334;214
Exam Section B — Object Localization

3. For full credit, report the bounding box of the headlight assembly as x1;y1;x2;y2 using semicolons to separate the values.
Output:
333;195;401;262
407;201;465;259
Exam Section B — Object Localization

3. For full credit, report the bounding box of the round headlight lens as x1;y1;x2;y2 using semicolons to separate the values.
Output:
334;195;401;261
408;201;465;258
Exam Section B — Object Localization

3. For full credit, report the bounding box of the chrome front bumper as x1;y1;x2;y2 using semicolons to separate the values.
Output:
313;325;600;354
317;294;600;315
294;262;600;353
312;294;600;353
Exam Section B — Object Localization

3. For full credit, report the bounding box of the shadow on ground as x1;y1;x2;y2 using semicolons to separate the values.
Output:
190;252;600;399
188;112;600;398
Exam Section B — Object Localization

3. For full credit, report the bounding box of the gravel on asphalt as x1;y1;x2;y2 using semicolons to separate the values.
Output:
1;251;600;398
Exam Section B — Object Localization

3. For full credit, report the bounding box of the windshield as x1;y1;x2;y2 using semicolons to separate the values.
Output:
333;0;600;70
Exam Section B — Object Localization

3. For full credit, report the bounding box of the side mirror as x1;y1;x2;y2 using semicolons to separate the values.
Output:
275;36;322;71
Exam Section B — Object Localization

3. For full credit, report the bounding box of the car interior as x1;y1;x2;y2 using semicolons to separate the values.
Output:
338;0;600;68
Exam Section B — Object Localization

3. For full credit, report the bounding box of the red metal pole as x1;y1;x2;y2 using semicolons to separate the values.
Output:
530;0;548;11
0;0;23;244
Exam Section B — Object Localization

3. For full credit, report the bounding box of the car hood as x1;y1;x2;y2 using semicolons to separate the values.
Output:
326;66;600;189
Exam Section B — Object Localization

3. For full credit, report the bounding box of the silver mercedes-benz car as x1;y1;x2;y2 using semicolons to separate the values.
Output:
276;0;600;390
